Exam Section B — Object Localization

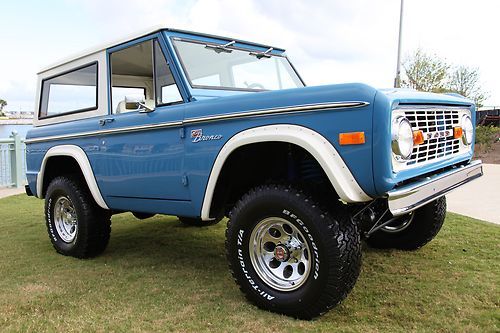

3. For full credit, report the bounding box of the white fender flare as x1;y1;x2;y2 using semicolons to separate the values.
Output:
37;145;109;210
201;124;372;220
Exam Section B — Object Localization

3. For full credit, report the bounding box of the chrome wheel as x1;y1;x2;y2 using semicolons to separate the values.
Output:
53;196;78;243
382;212;414;233
249;217;311;291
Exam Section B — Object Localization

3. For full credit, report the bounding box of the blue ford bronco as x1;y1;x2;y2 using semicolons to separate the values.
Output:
25;27;483;319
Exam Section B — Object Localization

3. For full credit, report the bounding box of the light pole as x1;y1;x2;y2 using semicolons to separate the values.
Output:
394;0;404;88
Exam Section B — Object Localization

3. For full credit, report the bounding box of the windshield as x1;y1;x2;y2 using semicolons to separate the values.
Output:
172;39;304;91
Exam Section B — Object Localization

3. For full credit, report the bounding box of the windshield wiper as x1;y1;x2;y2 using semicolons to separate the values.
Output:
249;47;273;59
205;40;235;54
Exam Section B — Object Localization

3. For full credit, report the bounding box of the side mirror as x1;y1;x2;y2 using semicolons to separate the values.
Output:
125;95;154;113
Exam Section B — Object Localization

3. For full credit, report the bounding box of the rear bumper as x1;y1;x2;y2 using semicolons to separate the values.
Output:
387;160;483;216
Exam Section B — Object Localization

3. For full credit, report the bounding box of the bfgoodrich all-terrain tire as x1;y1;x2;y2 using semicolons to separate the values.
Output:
226;184;361;319
45;176;111;258
366;196;447;250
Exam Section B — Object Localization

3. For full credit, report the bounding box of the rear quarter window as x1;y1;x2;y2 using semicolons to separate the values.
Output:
39;62;98;119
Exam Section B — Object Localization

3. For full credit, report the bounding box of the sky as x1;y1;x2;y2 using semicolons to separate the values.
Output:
1;0;498;111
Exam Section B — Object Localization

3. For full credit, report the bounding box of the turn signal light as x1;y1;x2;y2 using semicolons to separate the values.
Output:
454;126;463;139
339;132;365;145
413;130;424;145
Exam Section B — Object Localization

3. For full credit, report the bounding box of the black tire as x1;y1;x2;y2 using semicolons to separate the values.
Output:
45;175;111;258
226;184;361;319
366;196;447;250
177;216;221;227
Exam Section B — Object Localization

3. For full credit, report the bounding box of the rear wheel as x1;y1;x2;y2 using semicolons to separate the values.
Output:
226;184;361;319
45;176;111;258
366;197;446;250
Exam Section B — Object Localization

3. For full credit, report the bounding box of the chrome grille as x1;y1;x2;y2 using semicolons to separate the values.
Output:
403;108;461;166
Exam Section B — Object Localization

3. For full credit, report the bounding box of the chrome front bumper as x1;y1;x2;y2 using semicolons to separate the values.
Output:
387;160;483;216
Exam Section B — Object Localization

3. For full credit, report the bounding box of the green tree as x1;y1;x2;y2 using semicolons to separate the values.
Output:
402;49;489;107
447;65;488;107
401;49;449;93
0;99;7;117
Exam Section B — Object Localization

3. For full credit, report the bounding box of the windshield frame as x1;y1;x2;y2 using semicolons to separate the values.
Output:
170;37;306;92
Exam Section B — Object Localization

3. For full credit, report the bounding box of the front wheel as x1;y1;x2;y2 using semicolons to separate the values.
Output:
226;185;361;319
45;176;111;258
366;196;447;250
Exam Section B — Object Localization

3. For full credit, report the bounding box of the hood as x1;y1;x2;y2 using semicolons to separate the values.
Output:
379;88;474;107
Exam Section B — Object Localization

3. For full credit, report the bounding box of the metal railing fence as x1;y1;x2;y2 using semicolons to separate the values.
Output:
0;132;26;188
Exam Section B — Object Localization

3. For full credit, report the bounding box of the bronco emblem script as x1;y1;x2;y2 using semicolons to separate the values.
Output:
191;129;223;143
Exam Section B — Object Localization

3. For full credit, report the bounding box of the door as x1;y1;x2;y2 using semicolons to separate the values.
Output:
94;37;189;214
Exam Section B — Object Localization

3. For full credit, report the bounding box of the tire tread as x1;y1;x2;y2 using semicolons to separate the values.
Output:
226;184;361;319
45;175;111;258
366;197;446;250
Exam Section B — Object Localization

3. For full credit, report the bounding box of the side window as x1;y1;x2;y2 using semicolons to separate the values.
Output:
110;40;154;114
109;39;183;114
39;63;97;118
154;40;183;105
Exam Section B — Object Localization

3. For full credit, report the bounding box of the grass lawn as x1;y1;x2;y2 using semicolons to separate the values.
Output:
0;194;498;332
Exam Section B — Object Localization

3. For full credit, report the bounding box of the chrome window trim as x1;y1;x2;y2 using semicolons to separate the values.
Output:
171;37;287;58
25;101;369;144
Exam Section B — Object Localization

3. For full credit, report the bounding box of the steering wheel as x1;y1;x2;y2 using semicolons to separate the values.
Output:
245;82;265;90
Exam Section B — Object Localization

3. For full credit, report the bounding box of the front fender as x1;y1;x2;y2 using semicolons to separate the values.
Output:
201;124;372;220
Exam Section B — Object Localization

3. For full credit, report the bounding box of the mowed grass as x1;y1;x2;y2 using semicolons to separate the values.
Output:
0;195;498;333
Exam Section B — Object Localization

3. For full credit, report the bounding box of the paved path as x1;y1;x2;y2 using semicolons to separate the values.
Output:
446;163;500;225
0;187;24;199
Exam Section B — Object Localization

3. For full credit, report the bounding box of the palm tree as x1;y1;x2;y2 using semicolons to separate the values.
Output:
0;99;7;116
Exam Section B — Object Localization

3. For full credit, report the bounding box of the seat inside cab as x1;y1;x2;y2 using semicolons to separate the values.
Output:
110;39;182;113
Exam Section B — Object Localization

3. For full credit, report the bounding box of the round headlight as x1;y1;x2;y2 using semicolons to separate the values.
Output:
461;115;473;145
392;116;414;160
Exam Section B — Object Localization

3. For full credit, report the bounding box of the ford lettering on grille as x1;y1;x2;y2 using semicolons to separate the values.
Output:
425;130;451;140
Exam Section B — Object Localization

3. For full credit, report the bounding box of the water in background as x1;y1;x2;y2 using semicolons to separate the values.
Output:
0;124;32;138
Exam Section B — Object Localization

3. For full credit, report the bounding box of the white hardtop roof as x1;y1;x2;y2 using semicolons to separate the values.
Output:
38;26;284;74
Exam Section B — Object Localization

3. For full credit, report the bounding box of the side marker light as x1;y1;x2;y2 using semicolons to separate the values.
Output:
339;132;365;145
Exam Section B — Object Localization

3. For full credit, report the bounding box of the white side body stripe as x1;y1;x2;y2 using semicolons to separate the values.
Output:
37;145;109;210
201;125;371;220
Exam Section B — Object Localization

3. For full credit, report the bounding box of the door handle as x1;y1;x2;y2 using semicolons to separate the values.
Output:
99;118;115;126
